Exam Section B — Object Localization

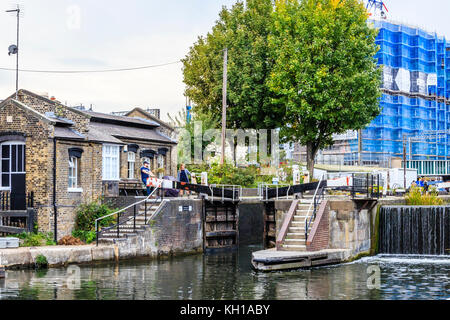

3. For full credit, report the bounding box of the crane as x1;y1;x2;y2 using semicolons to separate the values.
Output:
366;0;389;19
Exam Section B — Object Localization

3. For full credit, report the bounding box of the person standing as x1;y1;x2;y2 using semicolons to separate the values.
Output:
141;161;155;196
177;163;191;196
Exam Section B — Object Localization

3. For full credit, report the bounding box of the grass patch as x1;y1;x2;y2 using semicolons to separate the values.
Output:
405;186;444;206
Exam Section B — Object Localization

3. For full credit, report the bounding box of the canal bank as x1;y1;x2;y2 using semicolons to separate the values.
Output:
2;196;449;271
1;245;449;300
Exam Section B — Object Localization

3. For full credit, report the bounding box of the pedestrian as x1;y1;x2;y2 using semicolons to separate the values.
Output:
141;161;156;196
177;163;191;196
423;180;429;194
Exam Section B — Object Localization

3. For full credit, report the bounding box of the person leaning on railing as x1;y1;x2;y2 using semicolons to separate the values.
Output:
177;163;191;197
141;161;156;196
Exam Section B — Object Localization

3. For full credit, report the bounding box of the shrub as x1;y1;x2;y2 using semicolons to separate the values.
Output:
207;162;256;187
72;230;96;244
35;254;48;269
72;202;116;244
405;186;444;206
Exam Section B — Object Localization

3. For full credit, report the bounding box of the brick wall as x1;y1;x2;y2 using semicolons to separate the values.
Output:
0;100;53;232
53;141;103;237
306;200;330;252
17;90;90;135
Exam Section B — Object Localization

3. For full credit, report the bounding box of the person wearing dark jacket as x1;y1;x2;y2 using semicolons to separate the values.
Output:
141;161;156;196
177;163;191;196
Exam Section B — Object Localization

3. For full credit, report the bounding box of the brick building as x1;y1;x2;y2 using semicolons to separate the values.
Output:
0;89;177;239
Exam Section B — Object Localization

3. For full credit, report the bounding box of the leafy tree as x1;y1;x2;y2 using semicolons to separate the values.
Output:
182;0;284;130
269;0;382;176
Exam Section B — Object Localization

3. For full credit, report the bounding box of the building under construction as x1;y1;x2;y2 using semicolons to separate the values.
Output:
294;18;450;168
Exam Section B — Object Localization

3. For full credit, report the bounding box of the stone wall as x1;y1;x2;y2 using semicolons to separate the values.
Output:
274;200;295;237
328;200;372;256
113;199;203;258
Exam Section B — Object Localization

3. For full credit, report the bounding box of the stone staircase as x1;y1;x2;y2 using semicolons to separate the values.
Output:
97;198;162;243
281;195;315;252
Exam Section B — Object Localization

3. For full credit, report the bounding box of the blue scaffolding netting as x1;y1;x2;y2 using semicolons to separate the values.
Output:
344;19;450;164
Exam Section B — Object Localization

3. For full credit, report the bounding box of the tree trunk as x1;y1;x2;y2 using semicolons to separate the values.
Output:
306;142;318;180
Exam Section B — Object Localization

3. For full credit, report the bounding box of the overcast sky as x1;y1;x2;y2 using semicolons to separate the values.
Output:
1;0;450;121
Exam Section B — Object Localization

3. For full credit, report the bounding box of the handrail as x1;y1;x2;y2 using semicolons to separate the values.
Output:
209;184;242;202
304;174;325;242
95;182;162;245
258;183;291;201
276;199;299;250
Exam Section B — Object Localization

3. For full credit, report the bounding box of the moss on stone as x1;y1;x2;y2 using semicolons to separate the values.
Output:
346;251;372;263
370;205;381;256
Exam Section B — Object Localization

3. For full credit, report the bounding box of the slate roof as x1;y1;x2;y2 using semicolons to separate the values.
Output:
54;127;86;140
82;110;160;128
88;122;176;144
86;123;124;144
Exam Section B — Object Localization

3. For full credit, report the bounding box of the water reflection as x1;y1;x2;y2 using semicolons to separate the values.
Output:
0;246;449;300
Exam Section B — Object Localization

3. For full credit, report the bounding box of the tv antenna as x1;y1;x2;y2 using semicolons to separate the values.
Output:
366;0;388;19
6;4;23;99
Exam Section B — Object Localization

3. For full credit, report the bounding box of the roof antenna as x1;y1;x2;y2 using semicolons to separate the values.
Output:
6;4;23;100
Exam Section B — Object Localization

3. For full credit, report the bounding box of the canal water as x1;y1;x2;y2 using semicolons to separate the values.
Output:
0;245;449;300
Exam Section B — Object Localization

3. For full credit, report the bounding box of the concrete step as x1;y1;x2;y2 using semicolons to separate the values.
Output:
289;227;306;233
282;244;306;251
286;232;305;239
100;233;136;238
101;228;140;235
291;221;309;227
293;215;308;221
284;238;306;244
297;204;311;210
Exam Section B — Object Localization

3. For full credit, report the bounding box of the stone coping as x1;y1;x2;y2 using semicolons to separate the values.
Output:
0;245;116;269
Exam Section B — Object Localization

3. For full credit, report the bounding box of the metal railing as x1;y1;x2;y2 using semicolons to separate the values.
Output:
257;183;292;201
0;191;34;211
405;160;450;176
209;184;242;202
95;185;163;246
304;174;325;242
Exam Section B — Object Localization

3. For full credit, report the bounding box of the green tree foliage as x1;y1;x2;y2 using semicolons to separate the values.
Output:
182;0;284;130
268;0;382;176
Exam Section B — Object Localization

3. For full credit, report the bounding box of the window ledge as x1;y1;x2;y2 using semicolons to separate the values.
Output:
68;188;83;193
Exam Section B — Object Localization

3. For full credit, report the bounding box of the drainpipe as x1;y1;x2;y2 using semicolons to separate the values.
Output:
53;137;58;242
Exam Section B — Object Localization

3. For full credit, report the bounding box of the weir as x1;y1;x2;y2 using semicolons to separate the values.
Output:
380;206;450;255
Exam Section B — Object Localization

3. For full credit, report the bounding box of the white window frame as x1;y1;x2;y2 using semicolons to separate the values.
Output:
127;152;136;179
157;154;165;178
68;156;83;192
102;144;120;181
0;141;25;191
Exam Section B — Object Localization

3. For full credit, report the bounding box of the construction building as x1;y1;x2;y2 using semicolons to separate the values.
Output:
294;18;450;170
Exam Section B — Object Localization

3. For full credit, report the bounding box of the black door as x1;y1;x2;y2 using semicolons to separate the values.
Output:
11;173;26;210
